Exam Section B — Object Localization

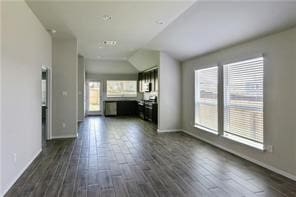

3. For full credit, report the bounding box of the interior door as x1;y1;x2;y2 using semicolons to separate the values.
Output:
87;81;101;114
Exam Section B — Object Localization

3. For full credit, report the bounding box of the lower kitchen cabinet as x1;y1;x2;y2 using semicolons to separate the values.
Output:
104;100;138;116
152;103;158;124
117;101;138;116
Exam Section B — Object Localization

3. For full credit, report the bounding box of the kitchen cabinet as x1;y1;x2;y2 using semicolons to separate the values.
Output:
154;69;158;92
104;100;138;116
152;103;158;124
117;101;138;116
150;70;155;91
138;68;159;92
138;73;143;92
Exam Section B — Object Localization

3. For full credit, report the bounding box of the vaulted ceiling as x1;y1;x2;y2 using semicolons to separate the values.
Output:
26;0;194;61
26;0;296;64
146;1;296;61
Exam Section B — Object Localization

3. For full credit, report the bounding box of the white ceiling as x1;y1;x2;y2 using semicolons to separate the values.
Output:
146;1;296;61
26;1;296;63
26;0;194;60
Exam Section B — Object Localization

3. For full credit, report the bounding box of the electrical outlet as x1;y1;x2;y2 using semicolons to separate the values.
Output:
62;91;68;96
266;145;273;153
13;153;17;163
62;123;66;128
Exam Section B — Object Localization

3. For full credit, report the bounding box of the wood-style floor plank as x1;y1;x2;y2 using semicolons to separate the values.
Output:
5;116;296;197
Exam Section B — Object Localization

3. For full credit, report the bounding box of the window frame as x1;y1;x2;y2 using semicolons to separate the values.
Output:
106;80;138;98
194;56;265;151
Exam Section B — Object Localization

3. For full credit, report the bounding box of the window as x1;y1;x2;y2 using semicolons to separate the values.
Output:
223;57;264;149
194;57;264;150
41;79;47;106
107;80;137;98
195;67;218;133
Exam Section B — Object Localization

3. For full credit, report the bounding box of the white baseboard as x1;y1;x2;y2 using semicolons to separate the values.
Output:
181;129;296;181
2;148;42;196
157;129;182;133
51;134;78;139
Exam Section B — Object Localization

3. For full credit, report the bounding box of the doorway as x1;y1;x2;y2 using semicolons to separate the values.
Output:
41;66;51;146
87;81;101;115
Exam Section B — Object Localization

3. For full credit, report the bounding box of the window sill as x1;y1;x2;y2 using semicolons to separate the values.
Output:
194;124;218;135
222;133;264;151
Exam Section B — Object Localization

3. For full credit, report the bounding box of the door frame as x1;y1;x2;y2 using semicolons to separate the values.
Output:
42;65;52;140
86;80;102;115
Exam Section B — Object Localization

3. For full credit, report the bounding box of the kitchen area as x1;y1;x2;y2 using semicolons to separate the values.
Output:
137;67;158;124
103;66;159;125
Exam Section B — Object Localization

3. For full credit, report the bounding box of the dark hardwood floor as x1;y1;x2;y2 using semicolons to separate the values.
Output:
6;116;296;197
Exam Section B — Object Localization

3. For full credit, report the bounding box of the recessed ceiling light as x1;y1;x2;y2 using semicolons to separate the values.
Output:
103;40;117;46
155;20;164;25
102;15;112;21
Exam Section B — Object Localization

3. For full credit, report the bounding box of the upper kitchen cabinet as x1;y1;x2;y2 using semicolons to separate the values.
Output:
138;72;143;92
138;68;159;93
154;69;158;92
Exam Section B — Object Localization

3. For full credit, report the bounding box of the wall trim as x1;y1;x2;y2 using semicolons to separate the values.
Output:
51;134;78;139
157;129;182;133
2;149;42;196
181;129;296;181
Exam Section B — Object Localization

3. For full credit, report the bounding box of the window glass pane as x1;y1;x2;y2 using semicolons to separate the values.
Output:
42;79;46;106
107;81;137;98
195;67;218;133
223;57;264;146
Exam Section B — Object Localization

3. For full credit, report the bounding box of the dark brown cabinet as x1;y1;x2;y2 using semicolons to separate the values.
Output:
138;73;143;92
117;101;138;116
138;68;159;93
154;69;158;92
104;100;138;116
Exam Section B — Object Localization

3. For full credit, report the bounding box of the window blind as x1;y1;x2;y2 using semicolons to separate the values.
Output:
223;57;264;146
107;80;137;98
195;67;218;133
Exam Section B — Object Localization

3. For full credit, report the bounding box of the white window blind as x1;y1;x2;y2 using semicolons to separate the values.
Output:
223;57;264;148
107;80;137;98
195;67;218;133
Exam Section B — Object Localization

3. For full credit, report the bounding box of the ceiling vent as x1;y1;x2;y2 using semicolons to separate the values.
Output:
103;40;117;46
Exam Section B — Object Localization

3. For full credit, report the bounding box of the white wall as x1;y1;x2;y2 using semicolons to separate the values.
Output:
1;1;52;195
78;55;85;121
158;52;182;132
182;27;296;179
86;59;138;74
128;49;160;71
52;38;78;138
86;73;138;114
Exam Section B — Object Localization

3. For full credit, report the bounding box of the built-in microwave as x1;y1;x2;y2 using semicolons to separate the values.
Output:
143;82;152;92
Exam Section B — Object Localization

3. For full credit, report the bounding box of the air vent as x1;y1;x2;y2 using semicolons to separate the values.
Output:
103;40;117;46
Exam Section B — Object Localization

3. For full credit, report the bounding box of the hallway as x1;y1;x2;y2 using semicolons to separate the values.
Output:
6;117;296;197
